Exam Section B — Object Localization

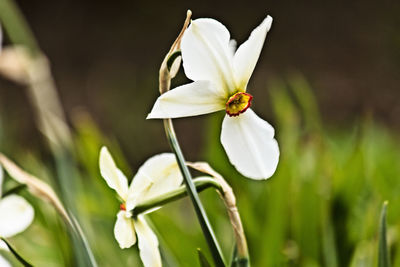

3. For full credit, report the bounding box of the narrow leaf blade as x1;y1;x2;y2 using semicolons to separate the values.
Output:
198;248;212;267
378;201;390;267
1;238;33;267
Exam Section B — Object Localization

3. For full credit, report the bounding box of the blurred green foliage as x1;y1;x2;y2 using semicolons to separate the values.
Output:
0;74;399;267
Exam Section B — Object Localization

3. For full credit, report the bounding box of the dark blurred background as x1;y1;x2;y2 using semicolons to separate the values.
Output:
1;1;400;266
0;0;399;163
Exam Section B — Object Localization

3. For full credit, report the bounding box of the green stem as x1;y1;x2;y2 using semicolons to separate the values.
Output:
164;119;226;266
133;177;222;215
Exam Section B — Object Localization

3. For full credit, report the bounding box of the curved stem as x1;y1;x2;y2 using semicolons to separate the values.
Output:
186;162;250;264
132;177;221;215
133;169;250;265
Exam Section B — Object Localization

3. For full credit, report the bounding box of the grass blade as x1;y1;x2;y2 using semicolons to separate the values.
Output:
198;248;212;267
1;238;33;267
378;201;390;267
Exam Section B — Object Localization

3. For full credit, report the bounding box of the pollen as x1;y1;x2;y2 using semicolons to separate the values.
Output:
120;203;126;211
225;92;253;117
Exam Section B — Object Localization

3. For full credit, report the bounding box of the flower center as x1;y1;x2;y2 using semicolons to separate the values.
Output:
225;92;253;117
119;203;126;211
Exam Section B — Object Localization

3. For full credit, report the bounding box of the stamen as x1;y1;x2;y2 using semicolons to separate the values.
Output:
120;203;126;211
225;92;253;117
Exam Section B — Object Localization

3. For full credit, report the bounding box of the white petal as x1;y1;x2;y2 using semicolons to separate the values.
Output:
147;81;225;119
181;18;236;95
135;215;161;267
126;153;182;210
0;195;34;238
114;210;136;249
221;109;279;179
233;16;273;90
229;39;237;57
99;147;129;200
0;240;7;250
0;255;11;267
0;165;3;197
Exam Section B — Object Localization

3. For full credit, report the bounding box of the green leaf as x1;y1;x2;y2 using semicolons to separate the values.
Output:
198;248;212;267
1;238;33;267
378;201;390;267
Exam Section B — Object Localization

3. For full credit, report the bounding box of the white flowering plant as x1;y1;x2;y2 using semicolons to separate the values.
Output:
0;2;393;267
0;7;280;266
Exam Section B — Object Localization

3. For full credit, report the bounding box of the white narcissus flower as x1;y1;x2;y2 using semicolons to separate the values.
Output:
147;15;279;180
0;164;34;266
0;165;34;239
99;147;183;267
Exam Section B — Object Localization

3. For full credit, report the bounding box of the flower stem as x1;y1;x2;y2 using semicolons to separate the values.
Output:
157;11;225;266
132;177;221;215
164;119;226;266
186;162;250;265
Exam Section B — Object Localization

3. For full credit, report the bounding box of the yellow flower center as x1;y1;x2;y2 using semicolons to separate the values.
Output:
225;92;253;117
